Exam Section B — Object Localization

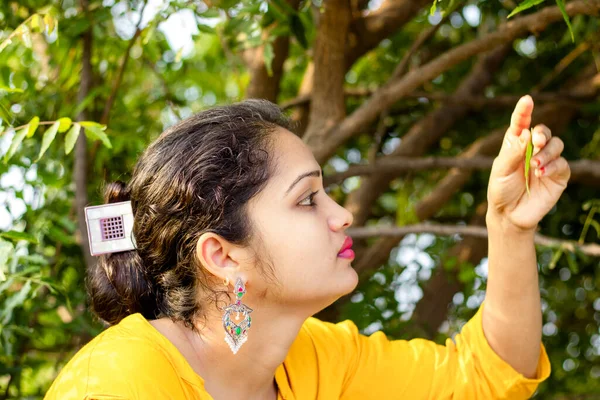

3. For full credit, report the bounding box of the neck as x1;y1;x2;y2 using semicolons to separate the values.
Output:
160;299;308;400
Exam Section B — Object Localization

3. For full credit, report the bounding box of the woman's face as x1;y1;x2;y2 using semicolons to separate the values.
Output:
245;127;358;313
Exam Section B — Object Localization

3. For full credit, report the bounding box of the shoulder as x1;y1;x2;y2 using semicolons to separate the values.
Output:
45;314;184;399
83;313;179;376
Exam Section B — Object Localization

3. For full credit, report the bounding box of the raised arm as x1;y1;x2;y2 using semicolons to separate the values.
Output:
484;95;570;378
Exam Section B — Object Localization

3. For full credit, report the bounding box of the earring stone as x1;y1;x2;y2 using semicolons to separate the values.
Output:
222;278;253;354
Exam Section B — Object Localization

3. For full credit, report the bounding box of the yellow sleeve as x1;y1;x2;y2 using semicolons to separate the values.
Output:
44;336;189;400
338;302;551;400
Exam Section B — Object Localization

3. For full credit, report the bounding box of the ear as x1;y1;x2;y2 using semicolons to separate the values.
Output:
195;232;243;281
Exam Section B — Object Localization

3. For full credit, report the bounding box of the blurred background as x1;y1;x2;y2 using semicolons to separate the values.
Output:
0;0;599;398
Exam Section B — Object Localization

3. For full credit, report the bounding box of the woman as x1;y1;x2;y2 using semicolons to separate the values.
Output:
46;95;567;399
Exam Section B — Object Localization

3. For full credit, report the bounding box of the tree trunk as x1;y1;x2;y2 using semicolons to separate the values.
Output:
74;0;95;271
303;0;352;147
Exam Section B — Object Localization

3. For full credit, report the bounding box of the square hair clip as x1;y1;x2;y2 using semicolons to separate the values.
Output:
84;201;137;256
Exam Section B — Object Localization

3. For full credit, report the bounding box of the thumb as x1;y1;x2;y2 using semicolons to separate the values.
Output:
495;127;531;175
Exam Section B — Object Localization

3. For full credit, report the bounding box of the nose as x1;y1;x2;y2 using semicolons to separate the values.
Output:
328;200;354;232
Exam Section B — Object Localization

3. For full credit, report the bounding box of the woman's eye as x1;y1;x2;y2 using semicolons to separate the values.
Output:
299;191;319;207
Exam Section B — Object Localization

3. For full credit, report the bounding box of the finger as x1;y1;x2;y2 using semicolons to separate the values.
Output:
531;124;552;156
536;156;570;182
531;137;564;169
497;127;531;173
507;95;534;138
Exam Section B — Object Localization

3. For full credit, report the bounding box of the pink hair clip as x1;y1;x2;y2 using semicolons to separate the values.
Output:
84;201;137;256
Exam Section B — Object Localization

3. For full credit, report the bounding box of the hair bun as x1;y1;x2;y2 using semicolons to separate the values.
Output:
104;180;130;203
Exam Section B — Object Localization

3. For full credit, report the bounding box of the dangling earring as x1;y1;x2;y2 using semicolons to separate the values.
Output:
222;277;253;354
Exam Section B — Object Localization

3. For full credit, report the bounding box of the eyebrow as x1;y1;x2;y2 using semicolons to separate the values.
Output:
285;169;322;196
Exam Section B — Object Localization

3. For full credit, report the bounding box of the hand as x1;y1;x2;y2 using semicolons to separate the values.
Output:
487;95;570;232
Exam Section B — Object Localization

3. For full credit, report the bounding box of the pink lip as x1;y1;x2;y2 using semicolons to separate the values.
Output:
337;236;354;259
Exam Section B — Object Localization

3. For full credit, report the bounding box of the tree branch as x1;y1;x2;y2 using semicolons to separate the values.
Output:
245;0;301;101
295;0;431;136
351;87;591;275
324;156;600;186
347;224;600;257
363;11;450;163
310;0;600;163
281;88;594;110
391;7;450;80
290;62;314;136
345;0;432;68
532;40;592;93
344;46;510;225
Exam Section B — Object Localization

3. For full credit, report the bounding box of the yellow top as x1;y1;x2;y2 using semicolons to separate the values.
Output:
45;303;550;399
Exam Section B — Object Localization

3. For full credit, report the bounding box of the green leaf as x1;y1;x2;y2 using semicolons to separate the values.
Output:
0;231;38;244
57;117;72;133
507;0;546;18
84;125;112;149
525;133;533;196
30;14;45;33
44;14;56;34
270;0;297;14
3;127;28;164
30;14;40;30
198;8;221;18
197;24;216;34
1;280;32;324
588;220;600;238
263;42;274;77
290;14;308;49
0;100;12;122
566;251;579;273
0;86;24;94
174;47;184;63
79;121;106;130
555;0;574;42
19;25;32;48
549;247;563;270
18;254;48;266
25;116;40;138
36;120;60;161
142;23;157;45
582;200;600;211
430;0;439;16
0;37;13;53
0;239;13;282
64;123;81;155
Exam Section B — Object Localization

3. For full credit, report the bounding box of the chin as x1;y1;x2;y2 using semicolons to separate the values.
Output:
331;265;360;300
343;265;359;292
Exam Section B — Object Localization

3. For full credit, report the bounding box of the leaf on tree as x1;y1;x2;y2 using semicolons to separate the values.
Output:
64;123;81;155
507;0;546;19
36;120;60;161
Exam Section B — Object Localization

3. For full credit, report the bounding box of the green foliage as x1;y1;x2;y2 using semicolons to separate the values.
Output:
555;0;574;42
507;0;574;41
507;0;547;18
63;123;81;155
0;0;598;398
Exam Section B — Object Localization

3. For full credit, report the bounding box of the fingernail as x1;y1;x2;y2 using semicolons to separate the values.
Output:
539;167;545;176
